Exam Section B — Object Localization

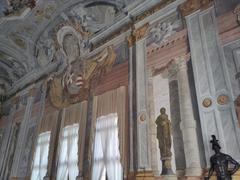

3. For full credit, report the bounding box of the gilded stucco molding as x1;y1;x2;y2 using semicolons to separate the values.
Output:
133;23;150;42
180;0;213;17
127;23;150;47
135;0;176;23
49;46;117;109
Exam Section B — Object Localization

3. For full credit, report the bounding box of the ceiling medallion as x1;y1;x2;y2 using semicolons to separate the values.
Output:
202;98;212;108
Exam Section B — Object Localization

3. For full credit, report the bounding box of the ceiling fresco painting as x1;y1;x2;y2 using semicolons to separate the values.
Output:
0;0;162;96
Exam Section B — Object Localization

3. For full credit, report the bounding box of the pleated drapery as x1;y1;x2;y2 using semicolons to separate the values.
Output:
92;113;123;180
56;124;79;180
91;86;127;178
31;131;51;180
56;101;88;180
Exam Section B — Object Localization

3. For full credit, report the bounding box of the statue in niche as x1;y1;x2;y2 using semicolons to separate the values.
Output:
155;107;173;175
235;95;240;127
205;135;240;180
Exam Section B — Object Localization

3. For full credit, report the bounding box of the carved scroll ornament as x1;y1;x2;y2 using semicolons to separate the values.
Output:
49;46;116;109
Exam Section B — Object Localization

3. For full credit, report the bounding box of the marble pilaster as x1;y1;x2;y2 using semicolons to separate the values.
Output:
175;56;202;176
185;6;240;166
128;23;153;177
128;37;134;173
10;90;35;178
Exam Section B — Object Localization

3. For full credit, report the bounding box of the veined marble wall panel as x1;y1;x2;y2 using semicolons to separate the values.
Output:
186;7;240;166
202;111;218;156
200;12;228;92
187;16;211;97
219;107;240;156
223;40;240;99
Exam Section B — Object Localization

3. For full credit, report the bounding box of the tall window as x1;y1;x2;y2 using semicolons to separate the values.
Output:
31;131;51;180
56;123;79;180
92;113;123;180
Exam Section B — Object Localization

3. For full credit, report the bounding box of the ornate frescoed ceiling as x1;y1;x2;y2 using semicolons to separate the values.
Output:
0;0;159;96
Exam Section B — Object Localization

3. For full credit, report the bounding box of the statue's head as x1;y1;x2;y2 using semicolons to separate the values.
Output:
210;135;221;153
160;107;166;114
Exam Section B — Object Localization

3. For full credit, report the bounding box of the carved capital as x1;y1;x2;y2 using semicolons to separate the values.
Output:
127;24;149;47
180;0;213;17
127;35;135;47
133;23;150;42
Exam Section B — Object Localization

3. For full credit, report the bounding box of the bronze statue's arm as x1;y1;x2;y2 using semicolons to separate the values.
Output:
227;155;240;175
206;158;214;180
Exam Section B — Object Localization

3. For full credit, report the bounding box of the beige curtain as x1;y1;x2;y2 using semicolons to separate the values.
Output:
91;86;128;177
61;101;88;174
39;111;59;133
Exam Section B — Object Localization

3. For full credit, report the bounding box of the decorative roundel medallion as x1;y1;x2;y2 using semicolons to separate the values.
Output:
202;98;212;108
217;95;229;105
139;113;146;122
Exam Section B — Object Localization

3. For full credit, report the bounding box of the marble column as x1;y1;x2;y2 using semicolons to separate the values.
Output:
184;3;240;166
128;23;153;179
175;56;202;176
167;63;186;176
10;89;35;178
128;36;134;176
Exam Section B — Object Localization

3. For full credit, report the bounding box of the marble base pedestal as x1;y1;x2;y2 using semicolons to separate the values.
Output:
76;175;83;180
233;170;240;180
162;175;178;180
135;171;155;180
43;177;50;180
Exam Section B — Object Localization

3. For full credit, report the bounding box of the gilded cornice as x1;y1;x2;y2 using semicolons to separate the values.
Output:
135;0;176;23
180;0;213;17
128;23;150;47
92;22;132;50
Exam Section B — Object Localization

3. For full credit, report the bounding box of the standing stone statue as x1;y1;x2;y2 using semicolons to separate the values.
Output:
205;135;240;180
155;107;173;175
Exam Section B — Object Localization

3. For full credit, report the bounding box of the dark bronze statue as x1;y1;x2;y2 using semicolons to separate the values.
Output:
205;135;240;180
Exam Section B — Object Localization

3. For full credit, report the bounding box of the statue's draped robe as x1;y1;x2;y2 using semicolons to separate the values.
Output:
155;114;172;159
